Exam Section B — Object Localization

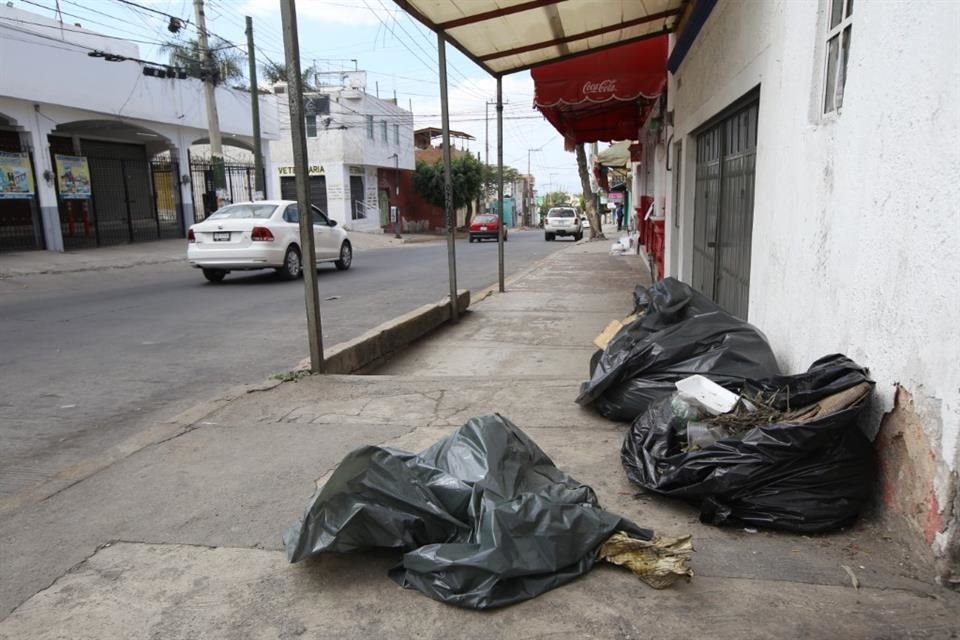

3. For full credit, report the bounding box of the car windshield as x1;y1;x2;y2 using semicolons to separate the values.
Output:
548;208;576;218
207;204;277;220
474;215;498;224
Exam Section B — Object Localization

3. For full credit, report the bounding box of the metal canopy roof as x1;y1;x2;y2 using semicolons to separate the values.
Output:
393;0;686;76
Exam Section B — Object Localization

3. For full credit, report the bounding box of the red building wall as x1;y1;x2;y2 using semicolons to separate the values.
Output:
377;168;445;233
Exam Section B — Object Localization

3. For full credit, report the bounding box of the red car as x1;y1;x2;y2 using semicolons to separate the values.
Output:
469;214;508;243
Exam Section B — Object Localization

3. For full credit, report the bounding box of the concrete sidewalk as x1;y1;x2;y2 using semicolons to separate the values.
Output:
0;240;956;638
0;231;441;278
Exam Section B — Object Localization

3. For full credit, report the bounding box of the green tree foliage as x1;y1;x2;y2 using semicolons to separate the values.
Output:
260;60;317;91
161;37;244;84
538;191;570;218
413;154;485;211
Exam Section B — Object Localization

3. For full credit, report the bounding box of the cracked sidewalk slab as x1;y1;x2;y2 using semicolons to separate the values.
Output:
1;541;956;640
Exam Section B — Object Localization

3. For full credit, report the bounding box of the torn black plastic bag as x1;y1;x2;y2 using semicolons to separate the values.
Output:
284;414;652;609
579;278;780;422
621;355;876;533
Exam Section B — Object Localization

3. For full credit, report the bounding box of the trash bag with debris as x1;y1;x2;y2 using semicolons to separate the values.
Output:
578;278;781;422
284;414;692;609
621;355;876;533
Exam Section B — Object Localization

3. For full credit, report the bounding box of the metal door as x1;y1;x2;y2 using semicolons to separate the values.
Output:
378;189;390;226
280;175;327;214
692;99;758;319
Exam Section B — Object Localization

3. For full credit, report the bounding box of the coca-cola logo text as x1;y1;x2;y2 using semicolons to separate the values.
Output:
582;79;617;95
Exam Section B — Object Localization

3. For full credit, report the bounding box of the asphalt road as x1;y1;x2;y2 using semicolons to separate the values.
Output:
0;230;571;501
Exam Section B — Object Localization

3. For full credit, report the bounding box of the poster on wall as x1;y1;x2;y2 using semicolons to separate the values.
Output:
54;154;92;199
0;151;36;199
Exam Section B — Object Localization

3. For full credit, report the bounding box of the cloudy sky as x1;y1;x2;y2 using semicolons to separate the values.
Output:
11;0;585;194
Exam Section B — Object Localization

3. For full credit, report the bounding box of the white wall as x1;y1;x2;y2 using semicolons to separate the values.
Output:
268;88;414;230
0;5;279;142
668;0;960;549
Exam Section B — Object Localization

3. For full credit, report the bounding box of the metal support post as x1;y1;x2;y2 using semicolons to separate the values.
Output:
280;0;324;371
438;33;459;322
496;77;505;293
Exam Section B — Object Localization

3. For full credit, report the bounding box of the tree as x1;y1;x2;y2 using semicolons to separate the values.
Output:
161;37;244;84
538;191;569;221
413;154;485;226
575;143;605;239
261;60;317;91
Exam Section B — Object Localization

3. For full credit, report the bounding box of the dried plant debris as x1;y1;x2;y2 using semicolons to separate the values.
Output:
599;532;694;589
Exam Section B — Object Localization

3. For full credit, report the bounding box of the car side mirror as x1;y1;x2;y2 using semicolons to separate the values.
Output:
328;219;338;227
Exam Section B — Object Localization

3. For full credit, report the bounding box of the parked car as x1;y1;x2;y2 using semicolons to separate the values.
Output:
469;213;508;243
544;206;583;241
581;215;591;230
187;200;352;283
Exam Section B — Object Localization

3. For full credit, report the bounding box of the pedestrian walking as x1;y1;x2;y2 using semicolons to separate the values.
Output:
615;202;624;231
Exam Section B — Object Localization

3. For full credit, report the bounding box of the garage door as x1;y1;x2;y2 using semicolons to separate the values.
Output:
692;97;759;319
281;176;327;215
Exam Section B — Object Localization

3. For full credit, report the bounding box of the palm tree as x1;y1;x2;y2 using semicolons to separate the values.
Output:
161;37;244;84
261;60;316;91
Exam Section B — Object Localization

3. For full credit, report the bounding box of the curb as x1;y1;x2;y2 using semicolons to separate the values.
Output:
0;257;186;279
294;290;471;374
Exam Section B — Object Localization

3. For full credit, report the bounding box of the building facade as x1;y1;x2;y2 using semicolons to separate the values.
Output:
656;0;959;580
267;75;414;231
0;5;277;252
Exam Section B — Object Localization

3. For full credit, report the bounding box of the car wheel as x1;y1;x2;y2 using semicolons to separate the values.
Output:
504;231;508;242
544;233;550;241
202;268;226;283
469;235;474;243
335;241;352;271
277;245;302;280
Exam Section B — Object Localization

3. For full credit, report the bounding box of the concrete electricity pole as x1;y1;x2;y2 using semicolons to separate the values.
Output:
193;0;226;202
280;0;324;372
245;16;264;198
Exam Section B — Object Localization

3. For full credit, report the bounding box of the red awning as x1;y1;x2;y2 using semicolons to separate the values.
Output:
532;36;668;149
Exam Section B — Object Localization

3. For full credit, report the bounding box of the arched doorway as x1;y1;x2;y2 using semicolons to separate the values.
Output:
50;120;181;248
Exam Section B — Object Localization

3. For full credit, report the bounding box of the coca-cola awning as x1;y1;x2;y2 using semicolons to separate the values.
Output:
532;36;668;148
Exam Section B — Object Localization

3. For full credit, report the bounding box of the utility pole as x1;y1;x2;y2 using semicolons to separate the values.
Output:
280;0;324;372
193;0;226;203
245;16;264;199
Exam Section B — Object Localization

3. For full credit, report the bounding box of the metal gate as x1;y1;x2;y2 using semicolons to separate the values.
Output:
150;159;183;238
692;98;759;319
0;131;44;252
280;175;327;214
190;159;259;222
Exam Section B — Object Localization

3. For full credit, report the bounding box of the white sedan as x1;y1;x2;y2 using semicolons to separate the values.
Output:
187;200;352;283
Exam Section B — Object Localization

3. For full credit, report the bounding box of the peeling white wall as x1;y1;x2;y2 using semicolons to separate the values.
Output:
668;0;960;499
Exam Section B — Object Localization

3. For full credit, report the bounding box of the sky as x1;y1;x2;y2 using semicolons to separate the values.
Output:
7;0;585;194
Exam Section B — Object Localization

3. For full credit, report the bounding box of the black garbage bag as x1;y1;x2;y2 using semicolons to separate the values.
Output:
283;414;654;609
621;355;876;533
578;278;781;422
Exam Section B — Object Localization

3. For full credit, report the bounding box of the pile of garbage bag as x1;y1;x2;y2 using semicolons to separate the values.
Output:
621;355;876;533
284;414;693;609
578;278;781;422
